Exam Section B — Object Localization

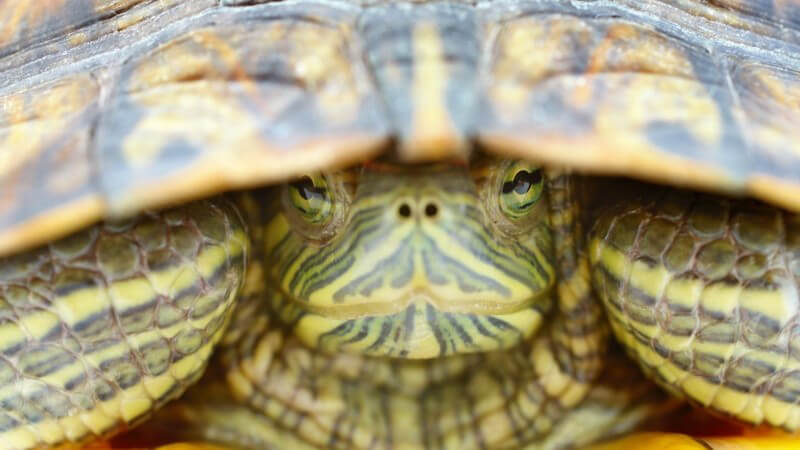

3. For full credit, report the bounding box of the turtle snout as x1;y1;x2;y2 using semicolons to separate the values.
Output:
394;196;442;221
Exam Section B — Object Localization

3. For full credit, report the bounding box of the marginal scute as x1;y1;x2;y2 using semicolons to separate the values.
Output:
0;1;166;57
709;0;800;28
96;16;387;217
732;63;800;178
0;75;101;254
481;10;758;197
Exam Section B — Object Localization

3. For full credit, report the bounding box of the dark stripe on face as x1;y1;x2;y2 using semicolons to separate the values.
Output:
333;238;414;302
444;313;475;348
366;320;393;352
343;318;375;345
426;303;448;357
401;303;417;356
422;234;511;296
469;315;503;344
440;218;551;290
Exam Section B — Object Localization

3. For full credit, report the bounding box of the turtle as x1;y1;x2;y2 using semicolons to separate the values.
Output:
1;0;800;449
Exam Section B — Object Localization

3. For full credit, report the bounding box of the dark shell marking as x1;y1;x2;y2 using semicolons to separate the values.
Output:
0;0;800;257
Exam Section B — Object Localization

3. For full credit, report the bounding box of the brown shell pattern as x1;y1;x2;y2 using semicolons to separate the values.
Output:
0;0;799;256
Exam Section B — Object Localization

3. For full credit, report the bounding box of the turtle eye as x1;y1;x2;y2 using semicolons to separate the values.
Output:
288;174;333;224
500;162;544;219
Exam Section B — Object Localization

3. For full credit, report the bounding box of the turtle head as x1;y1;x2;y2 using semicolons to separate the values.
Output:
263;158;556;358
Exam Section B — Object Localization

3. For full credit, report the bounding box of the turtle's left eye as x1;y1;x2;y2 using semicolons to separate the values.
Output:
500;162;544;219
288;174;333;224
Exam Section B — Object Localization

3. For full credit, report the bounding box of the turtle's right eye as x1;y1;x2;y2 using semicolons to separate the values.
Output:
288;174;333;224
499;162;544;220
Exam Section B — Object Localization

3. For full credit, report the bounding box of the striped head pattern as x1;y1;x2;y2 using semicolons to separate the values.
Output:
262;158;556;359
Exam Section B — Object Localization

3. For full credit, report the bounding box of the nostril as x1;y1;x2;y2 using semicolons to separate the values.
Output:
424;203;438;218
398;203;412;218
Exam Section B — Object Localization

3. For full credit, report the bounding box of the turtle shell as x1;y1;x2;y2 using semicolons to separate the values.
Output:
1;0;799;257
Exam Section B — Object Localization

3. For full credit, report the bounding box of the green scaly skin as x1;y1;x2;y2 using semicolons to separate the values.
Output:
0;159;798;449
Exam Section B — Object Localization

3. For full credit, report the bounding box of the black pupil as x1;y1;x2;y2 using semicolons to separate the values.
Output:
292;177;327;202
503;169;542;195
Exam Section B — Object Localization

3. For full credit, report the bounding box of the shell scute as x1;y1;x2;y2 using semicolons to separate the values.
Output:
0;74;103;255
0;0;98;57
481;13;741;188
96;16;389;216
1;0;800;256
731;62;800;177
0;1;217;91
479;5;800;211
709;0;800;29
0;0;177;59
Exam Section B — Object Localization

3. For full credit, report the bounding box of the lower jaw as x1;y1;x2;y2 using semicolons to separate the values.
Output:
288;298;549;359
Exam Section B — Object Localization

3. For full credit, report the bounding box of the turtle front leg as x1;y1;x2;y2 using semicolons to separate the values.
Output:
0;199;248;449
589;189;800;430
545;170;609;382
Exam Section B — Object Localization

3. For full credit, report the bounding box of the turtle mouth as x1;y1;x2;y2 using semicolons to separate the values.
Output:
285;285;553;320
283;289;552;359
